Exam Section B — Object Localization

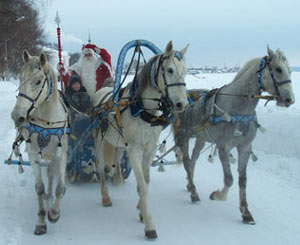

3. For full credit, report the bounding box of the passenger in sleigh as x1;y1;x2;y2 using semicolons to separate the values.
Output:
64;74;92;113
58;43;114;98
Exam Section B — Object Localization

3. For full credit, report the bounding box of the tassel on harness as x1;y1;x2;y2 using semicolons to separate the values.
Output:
8;132;25;173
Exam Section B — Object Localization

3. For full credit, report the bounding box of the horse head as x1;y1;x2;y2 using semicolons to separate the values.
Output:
156;41;189;113
11;50;53;126
262;46;295;107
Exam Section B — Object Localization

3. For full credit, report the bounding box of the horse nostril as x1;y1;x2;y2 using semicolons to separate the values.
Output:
18;117;25;123
176;102;183;109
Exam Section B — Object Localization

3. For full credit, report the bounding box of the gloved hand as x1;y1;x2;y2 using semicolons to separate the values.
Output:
94;46;100;55
57;63;65;74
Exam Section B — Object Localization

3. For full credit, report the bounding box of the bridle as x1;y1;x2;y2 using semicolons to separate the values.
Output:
18;69;53;119
126;51;187;127
151;51;186;99
256;56;292;97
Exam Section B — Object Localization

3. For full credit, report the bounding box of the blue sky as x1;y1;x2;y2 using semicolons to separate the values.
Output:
44;0;300;67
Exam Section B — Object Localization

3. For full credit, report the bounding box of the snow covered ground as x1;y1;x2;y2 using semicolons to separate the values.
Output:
0;73;300;245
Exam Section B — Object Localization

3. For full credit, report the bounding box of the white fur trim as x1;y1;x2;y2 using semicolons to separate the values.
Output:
102;61;114;78
80;56;98;97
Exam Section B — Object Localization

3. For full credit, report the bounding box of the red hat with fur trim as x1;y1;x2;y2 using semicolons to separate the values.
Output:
82;44;97;53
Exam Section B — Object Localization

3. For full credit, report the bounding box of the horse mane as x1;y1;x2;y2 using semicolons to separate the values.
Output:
232;58;259;83
136;55;159;95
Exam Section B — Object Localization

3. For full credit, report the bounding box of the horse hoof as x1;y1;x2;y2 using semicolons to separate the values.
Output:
34;224;47;235
48;209;60;223
209;192;215;200
145;230;158;239
191;194;200;203
242;216;256;225
102;198;112;207
209;191;226;201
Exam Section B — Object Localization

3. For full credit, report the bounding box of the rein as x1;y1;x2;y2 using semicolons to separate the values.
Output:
217;93;278;101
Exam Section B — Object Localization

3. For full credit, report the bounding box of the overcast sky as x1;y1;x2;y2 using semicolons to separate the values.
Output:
44;0;300;67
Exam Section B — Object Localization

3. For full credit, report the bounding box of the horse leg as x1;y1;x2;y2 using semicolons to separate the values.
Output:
96;159;112;207
136;144;158;222
142;144;157;185
111;148;124;187
210;147;233;201
237;144;255;225
175;146;183;164
48;153;67;223
128;148;157;239
180;137;199;202
29;154;47;235
45;163;54;201
188;137;205;202
95;141;112;207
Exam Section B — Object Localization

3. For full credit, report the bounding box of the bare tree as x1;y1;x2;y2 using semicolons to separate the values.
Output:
69;52;81;66
0;0;46;79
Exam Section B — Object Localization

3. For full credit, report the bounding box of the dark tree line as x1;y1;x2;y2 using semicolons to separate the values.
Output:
0;0;46;79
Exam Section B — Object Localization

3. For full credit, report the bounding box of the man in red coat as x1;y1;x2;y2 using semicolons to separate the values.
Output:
59;43;114;97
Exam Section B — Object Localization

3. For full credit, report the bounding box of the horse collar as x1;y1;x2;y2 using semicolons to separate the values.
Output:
24;123;70;150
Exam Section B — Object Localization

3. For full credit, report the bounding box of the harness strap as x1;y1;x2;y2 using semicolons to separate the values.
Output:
29;116;69;126
139;111;170;127
209;114;257;125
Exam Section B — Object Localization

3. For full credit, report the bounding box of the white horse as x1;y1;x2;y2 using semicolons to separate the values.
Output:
11;51;69;235
93;41;189;239
173;47;295;224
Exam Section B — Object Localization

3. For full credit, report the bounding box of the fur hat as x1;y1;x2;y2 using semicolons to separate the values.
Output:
68;74;82;87
82;44;97;52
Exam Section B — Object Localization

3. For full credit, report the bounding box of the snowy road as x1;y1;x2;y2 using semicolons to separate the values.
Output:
0;74;299;245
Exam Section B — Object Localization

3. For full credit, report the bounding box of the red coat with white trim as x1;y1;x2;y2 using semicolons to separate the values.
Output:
60;44;113;95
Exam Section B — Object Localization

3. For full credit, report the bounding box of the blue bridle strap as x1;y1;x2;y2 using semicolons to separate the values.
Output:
257;57;266;91
45;74;53;101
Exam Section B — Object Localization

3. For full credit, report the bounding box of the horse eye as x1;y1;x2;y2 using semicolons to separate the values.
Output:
276;67;282;73
167;68;174;74
36;80;41;85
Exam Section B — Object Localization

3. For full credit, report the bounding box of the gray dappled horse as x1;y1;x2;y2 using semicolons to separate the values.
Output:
173;47;294;225
93;41;189;239
11;51;69;235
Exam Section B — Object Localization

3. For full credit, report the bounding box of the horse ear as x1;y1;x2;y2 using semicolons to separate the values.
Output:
22;50;30;63
180;43;189;56
165;41;173;55
39;52;47;66
267;45;276;59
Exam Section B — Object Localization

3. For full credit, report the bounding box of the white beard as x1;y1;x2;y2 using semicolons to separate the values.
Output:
80;56;98;97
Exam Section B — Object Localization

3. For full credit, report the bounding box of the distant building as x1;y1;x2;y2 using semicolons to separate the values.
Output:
187;65;240;74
